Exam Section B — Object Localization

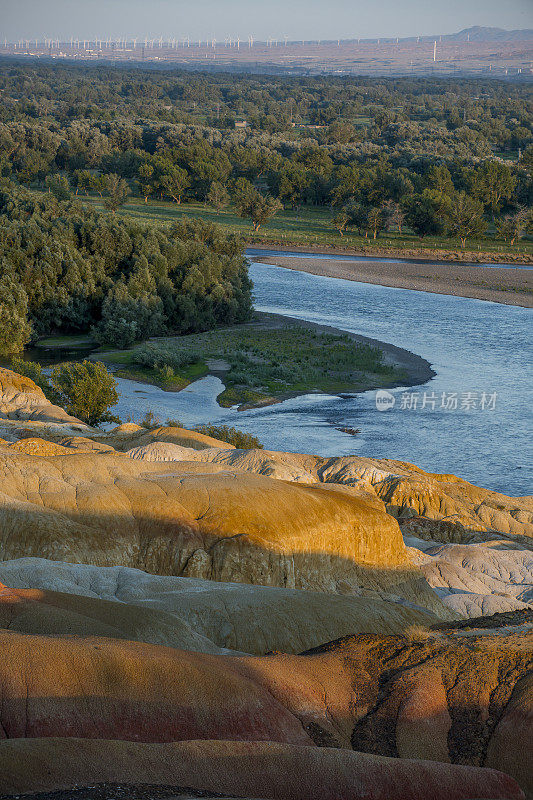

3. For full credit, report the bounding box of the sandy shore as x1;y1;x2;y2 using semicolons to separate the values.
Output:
247;243;533;265
253;255;533;308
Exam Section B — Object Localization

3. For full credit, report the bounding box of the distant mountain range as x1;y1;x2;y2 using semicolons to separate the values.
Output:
331;26;533;45
444;26;533;42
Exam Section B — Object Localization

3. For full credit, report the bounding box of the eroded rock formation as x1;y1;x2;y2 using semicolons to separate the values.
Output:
0;368;88;429
0;448;446;613
0;625;530;796
0;368;531;799
0;559;438;654
0;738;525;800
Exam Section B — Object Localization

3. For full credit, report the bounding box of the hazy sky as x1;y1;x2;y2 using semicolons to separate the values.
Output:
1;0;532;41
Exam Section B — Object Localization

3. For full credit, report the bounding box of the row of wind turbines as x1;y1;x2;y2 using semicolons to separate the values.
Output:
5;36;296;51
4;36;450;53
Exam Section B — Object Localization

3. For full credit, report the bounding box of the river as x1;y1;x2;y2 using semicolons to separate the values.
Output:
110;258;532;497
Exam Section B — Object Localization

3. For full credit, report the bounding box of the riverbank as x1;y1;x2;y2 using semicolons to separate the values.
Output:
247;242;533;265
99;312;435;410
253;254;533;307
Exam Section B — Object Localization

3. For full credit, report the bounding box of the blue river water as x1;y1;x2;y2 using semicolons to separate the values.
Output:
112;259;532;497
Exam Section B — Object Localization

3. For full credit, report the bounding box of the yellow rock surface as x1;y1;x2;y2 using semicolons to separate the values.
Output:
105;425;235;452
10;437;83;456
0;449;442;612
124;445;533;542
0;368;86;427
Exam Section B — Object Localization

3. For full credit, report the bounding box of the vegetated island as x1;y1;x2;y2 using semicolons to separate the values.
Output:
96;312;434;409
253;253;533;307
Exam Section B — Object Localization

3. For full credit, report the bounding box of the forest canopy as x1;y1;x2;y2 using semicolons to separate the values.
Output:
0;187;252;353
0;64;531;356
0;64;530;249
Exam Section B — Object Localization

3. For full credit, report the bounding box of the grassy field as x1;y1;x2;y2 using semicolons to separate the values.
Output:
35;335;96;349
98;315;404;408
75;193;533;259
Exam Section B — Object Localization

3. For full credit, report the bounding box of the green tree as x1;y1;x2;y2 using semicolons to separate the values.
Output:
445;192;487;248
231;177;257;209
137;163;154;203
238;192;282;232
45;174;71;201
520;145;533;174
424;165;455;196
160;167;191;204
467;162;516;219
365;206;390;240
50;360;120;426
329;165;361;207
0;270;32;355
402;192;446;239
269;163;309;210
10;357;59;402
103;173;130;213
495;208;531;246
207;181;230;212
385;201;405;234
341;200;370;236
92;279;165;348
91;174;108;197
72;169;93;196
331;210;350;236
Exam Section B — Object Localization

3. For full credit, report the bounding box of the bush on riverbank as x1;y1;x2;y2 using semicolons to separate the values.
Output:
135;414;262;448
50;361;120;426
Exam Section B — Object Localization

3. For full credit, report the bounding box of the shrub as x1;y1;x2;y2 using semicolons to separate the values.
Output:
132;344;196;372
156;364;175;381
193;424;263;449
50;360;120;426
140;409;162;429
165;418;184;427
9;357;60;404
